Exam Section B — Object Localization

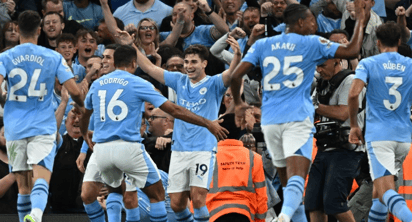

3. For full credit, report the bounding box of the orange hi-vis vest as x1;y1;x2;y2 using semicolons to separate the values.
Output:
393;146;412;222
206;139;268;222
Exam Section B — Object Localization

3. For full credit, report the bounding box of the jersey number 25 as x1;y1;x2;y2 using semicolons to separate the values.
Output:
263;55;303;91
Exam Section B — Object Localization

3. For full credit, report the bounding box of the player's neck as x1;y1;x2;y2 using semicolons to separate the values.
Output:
190;72;206;84
133;0;155;12
20;37;38;45
379;47;398;53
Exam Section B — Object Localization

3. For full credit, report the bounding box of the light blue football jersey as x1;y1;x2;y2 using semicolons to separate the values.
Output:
164;71;227;152
354;52;412;143
85;70;167;143
72;63;86;84
0;43;74;141
242;33;340;125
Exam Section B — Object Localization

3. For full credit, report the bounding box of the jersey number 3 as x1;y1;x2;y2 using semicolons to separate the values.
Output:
98;89;128;122
9;68;47;102
263;55;303;91
384;77;402;111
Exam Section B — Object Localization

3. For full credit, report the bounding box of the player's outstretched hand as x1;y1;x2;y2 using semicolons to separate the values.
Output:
155;137;172;150
354;0;365;22
115;30;134;46
208;119;229;141
349;126;364;145
76;153;86;173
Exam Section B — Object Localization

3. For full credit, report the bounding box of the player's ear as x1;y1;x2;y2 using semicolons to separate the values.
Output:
37;26;41;36
202;59;207;69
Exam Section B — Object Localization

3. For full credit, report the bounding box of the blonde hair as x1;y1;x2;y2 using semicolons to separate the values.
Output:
135;18;159;50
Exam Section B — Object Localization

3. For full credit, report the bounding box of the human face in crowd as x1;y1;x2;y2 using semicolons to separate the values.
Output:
4;23;19;43
364;0;375;15
86;57;103;81
166;56;185;73
242;9;260;35
148;108;168;137
101;49;115;74
300;9;317;35
172;3;193;25
56;41;76;61
66;109;82;139
180;0;198;12
271;0;287;19
138;20;157;46
97;22;113;44
43;14;65;40
43;1;64;17
77;33;97;60
184;54;207;83
329;33;347;43
316;59;339;81
221;0;242;15
223;88;233;110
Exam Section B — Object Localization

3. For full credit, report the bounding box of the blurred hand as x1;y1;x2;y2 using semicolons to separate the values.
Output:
226;35;241;55
208;119;229;141
198;0;212;13
229;27;246;39
155;137;172;150
5;0;15;14
261;2;274;17
396;6;406;17
76;153;86;173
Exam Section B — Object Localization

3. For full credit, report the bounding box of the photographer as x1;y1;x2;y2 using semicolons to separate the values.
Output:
304;53;366;221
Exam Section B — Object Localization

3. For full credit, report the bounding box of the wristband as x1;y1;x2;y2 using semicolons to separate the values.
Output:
205;9;213;16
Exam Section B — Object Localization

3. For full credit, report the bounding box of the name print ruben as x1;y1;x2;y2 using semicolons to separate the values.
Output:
12;55;44;66
383;61;406;72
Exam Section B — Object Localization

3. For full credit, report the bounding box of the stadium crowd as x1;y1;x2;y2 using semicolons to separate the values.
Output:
0;0;412;222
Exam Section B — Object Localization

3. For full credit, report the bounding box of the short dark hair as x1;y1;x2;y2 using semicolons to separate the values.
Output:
41;0;62;10
18;10;42;38
43;11;64;25
184;44;209;61
158;45;183;66
87;55;102;61
283;4;310;26
329;29;349;40
376;21;401;47
56;33;76;46
75;29;98;44
114;45;137;67
398;42;412;58
99;18;125;31
105;43;121;51
243;7;260;14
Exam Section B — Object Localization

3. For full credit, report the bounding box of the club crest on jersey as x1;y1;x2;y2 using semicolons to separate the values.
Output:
199;87;207;95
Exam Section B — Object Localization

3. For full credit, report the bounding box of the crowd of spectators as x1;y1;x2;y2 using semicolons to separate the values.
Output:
0;0;412;221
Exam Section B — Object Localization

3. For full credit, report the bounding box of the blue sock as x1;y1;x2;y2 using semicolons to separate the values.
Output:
17;194;31;222
368;198;388;222
175;208;194;222
383;189;412;222
106;193;123;222
291;202;307;222
84;200;106;222
126;207;140;222
30;178;48;213
194;206;209;222
150;201;168;222
281;175;305;219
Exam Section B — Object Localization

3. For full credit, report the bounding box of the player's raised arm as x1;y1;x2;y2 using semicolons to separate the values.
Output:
334;0;366;59
222;35;242;87
159;100;229;141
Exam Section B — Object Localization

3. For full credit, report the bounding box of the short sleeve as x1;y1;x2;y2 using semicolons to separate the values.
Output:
164;70;184;90
211;74;227;96
354;60;368;84
0;53;7;78
56;55;75;84
242;40;261;66
137;80;168;108
84;83;95;111
308;36;340;65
